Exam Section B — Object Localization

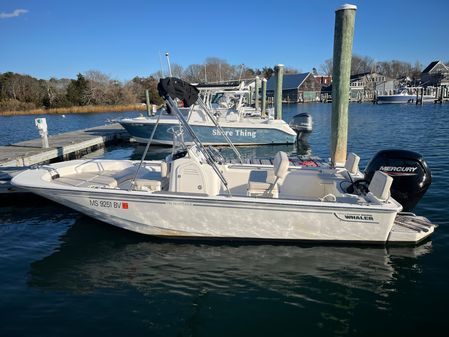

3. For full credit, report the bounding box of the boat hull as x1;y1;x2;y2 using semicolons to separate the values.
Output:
28;186;397;244
120;120;297;145
376;95;416;104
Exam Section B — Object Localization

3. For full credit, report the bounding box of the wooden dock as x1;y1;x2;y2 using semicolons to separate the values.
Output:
0;123;128;167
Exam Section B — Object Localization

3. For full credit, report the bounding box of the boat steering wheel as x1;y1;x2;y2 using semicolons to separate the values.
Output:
347;179;370;194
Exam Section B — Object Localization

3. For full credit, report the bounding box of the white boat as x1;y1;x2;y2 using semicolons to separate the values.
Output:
376;90;416;104
12;78;436;244
119;80;297;145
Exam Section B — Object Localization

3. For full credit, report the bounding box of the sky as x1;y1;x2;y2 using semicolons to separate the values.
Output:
1;0;449;81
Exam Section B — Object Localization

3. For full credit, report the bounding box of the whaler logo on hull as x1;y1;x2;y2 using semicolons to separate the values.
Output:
379;166;418;176
335;213;376;223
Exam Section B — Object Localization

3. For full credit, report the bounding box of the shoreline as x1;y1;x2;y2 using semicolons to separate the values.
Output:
0;104;147;117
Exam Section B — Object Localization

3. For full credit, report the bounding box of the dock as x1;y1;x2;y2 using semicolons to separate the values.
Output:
0;123;128;167
0;123;129;197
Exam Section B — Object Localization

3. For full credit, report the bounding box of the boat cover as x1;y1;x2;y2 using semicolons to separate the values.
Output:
157;77;199;107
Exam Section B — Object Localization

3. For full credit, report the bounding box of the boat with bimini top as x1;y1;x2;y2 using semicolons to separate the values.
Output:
12;78;437;244
119;80;297;145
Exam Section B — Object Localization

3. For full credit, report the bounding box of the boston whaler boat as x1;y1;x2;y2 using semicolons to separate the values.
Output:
12;78;436;244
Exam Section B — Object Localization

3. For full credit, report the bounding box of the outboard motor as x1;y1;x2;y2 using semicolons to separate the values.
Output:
289;113;312;145
289;113;313;134
364;149;431;211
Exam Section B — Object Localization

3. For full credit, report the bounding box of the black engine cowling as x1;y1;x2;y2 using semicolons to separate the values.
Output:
364;149;431;211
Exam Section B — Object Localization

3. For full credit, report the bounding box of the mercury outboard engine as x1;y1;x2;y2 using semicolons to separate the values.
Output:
364;149;431;211
289;113;313;134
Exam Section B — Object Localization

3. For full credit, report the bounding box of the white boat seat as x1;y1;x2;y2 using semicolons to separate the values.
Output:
160;162;169;178
345;153;360;175
247;151;289;198
54;172;118;188
367;171;393;201
247;171;279;198
132;179;162;192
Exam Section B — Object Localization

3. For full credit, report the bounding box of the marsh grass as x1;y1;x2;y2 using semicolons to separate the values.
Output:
0;104;147;116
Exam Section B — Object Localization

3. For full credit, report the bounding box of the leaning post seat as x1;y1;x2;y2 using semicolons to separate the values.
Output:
366;171;393;203
345;153;360;175
247;151;289;198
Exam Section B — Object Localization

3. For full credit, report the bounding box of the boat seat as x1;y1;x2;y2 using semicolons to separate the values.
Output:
247;151;289;198
345;153;360;174
132;179;162;192
247;171;279;198
366;171;393;203
54;172;118;188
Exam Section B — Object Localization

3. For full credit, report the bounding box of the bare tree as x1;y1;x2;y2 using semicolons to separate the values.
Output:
320;59;333;76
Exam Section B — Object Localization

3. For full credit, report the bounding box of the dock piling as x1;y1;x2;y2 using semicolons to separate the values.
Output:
145;89;152;116
254;76;260;111
274;64;284;120
331;4;357;167
35;118;49;149
261;78;267;116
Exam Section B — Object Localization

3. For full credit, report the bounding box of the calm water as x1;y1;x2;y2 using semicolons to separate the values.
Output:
1;103;449;336
0;110;143;146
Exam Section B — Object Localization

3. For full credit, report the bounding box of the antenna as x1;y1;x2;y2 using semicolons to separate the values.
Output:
239;64;245;81
158;52;164;78
165;52;173;77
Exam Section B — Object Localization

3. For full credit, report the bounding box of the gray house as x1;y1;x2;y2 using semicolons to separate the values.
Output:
266;72;321;103
421;61;449;87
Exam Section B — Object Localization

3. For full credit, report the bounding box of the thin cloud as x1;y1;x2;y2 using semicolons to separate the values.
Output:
0;9;29;19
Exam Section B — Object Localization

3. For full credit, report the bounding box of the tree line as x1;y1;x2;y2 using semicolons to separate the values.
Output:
0;58;299;113
320;55;449;80
2;55;445;112
0;71;163;112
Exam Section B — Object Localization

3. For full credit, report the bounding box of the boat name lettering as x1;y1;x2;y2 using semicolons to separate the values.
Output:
89;199;128;209
379;166;417;173
212;129;256;139
343;214;374;221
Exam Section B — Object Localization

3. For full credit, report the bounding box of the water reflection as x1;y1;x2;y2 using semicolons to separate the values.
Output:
28;217;432;301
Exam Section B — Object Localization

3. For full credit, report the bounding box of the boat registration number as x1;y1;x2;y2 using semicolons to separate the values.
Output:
89;199;128;209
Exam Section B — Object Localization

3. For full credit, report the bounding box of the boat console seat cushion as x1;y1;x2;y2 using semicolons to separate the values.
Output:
368;171;393;201
133;179;162;192
345;153;360;174
247;170;279;198
160;162;169;178
273;151;289;179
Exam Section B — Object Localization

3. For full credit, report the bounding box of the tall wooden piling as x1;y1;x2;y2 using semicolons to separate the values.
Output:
261;78;267;116
145;89;151;116
331;4;357;167
254;76;260;111
274;64;284;120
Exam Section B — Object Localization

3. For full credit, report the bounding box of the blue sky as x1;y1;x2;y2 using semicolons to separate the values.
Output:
1;0;448;81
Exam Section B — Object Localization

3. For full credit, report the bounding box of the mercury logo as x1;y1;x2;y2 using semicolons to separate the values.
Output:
379;166;417;173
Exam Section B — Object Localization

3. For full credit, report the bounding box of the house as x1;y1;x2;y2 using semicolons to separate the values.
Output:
266;72;321;103
349;72;395;101
421;61;449;87
314;75;332;86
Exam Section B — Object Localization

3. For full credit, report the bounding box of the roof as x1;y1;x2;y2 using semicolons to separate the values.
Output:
266;72;311;91
422;61;440;74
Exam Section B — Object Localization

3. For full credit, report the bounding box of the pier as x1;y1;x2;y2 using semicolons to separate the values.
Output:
0;123;128;168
